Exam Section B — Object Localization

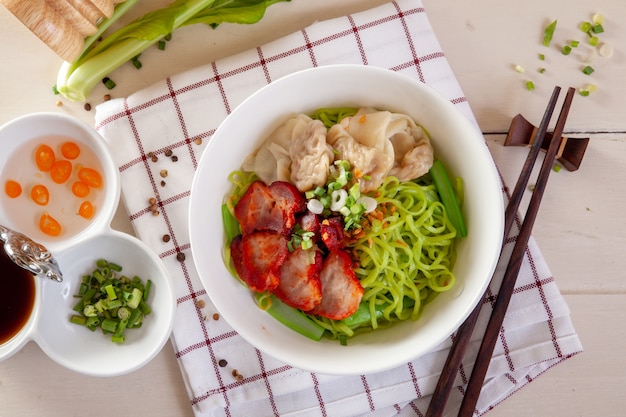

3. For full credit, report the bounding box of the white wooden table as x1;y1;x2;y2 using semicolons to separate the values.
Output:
1;1;624;416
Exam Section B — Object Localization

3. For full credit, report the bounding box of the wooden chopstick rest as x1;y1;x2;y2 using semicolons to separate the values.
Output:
505;114;589;171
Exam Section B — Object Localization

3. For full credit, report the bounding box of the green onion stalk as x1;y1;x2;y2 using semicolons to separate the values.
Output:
56;0;290;101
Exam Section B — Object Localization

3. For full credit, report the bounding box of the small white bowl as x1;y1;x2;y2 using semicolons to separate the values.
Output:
0;113;175;376
189;65;504;375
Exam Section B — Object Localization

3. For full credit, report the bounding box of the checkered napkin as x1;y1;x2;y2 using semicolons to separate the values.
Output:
94;1;582;416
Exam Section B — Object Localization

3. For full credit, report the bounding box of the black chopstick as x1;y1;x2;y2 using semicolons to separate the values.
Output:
425;86;571;417
456;86;576;416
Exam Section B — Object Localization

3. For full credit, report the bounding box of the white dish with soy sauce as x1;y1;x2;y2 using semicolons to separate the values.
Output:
0;113;175;377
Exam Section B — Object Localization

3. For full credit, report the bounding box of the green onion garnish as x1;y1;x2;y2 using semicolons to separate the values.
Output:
102;77;116;90
543;20;557;47
69;259;152;343
582;65;595;75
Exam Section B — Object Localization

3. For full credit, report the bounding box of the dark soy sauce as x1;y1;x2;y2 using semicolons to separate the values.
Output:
0;248;36;344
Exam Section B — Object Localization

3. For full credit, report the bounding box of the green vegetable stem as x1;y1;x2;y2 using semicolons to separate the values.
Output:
429;160;468;238
56;0;291;101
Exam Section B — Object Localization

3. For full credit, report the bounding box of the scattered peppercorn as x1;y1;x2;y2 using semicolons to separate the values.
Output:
194;137;203;146
212;313;220;321
218;359;228;367
160;180;166;187
55;100;63;107
148;197;160;216
164;149;173;157
162;234;170;242
103;94;111;101
196;299;206;309
160;169;168;178
171;155;178;162
176;252;186;262
84;103;92;111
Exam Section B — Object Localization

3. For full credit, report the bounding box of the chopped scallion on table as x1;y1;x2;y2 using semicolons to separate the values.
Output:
582;65;595;75
543;20;557;46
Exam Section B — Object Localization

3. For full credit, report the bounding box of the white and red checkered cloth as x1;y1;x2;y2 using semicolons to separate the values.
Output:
94;1;582;416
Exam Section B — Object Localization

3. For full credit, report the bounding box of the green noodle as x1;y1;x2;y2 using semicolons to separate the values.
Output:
306;176;458;339
310;107;358;129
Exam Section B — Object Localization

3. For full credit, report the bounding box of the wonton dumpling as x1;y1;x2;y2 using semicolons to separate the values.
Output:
386;114;434;181
289;115;333;192
242;114;333;192
327;109;395;193
328;108;434;192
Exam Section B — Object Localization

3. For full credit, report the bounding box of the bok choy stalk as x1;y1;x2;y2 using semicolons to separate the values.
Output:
56;0;289;101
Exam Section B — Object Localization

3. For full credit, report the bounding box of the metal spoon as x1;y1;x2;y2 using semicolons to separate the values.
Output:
0;224;63;282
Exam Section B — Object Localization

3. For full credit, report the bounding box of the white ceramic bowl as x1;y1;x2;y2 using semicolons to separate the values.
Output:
189;65;504;375
0;113;175;376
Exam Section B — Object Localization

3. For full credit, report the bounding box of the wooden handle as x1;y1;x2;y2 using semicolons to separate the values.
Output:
1;0;84;61
45;0;99;36
85;0;115;18
66;0;106;25
1;0;125;61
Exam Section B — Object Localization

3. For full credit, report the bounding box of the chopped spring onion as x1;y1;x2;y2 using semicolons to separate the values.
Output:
592;24;604;34
599;43;614;57
570;40;580;47
102;77;116;90
543;20;557;47
538;53;545;60
306;199;324;214
592;13;605;25
582;65;595;75
131;54;142;69
514;64;525;73
580;21;592;33
69;259;153;343
538;67;547;74
526;80;535;91
562;45;572;55
578;84;597;96
589;36;599;46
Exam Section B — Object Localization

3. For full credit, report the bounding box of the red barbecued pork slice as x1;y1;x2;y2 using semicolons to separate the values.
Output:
320;217;345;252
273;247;323;311
230;231;289;292
234;180;305;236
296;210;321;242
309;250;364;320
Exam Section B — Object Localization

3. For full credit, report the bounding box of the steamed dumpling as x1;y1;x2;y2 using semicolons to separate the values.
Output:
327;108;434;192
386;114;434;181
289;115;334;192
327;109;395;193
242;114;332;192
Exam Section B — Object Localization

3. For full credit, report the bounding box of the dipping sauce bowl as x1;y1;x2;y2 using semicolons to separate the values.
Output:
0;113;175;376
